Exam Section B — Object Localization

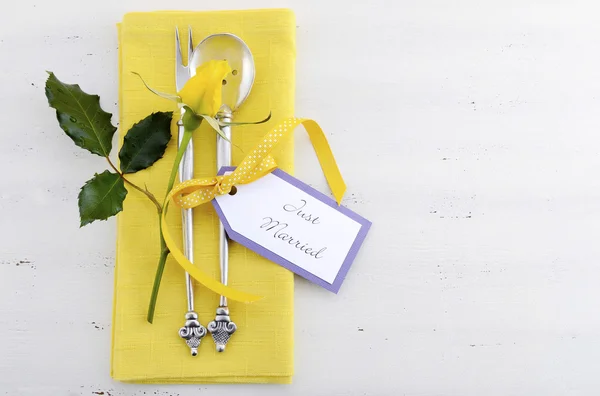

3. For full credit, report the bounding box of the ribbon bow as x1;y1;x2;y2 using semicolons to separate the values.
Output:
161;117;346;302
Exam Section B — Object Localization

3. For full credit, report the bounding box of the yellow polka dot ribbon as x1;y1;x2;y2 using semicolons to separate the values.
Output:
160;117;347;303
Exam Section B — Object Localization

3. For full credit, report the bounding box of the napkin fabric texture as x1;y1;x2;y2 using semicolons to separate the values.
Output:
112;9;295;384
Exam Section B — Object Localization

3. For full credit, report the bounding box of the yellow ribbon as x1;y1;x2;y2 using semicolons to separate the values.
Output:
161;117;346;302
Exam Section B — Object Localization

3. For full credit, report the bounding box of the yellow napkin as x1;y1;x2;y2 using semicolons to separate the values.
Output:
112;9;295;383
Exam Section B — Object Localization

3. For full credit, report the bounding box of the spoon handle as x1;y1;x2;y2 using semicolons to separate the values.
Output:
208;108;237;352
216;112;232;307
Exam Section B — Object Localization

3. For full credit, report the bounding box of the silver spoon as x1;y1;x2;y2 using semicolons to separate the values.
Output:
190;33;255;352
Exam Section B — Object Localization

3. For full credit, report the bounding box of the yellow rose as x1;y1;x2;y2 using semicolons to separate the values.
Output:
177;60;231;116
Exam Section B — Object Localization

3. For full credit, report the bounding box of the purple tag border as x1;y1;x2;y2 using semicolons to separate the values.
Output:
212;166;372;293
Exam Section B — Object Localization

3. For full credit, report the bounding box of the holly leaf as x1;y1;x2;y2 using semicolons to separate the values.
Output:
45;71;117;157
78;170;128;227
119;112;173;174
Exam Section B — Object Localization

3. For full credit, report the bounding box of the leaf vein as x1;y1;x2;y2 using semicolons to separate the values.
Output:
82;176;123;219
61;81;110;156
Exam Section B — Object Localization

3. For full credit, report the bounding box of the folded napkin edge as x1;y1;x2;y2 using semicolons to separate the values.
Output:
111;373;293;385
119;8;295;24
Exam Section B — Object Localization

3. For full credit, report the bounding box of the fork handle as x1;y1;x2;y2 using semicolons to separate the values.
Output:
178;116;195;312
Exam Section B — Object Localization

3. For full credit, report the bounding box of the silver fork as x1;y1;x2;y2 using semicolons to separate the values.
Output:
175;26;207;356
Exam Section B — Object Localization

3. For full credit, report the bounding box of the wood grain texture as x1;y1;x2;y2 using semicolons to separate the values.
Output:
1;0;599;394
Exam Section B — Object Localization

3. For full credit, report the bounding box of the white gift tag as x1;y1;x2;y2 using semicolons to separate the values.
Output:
213;167;371;293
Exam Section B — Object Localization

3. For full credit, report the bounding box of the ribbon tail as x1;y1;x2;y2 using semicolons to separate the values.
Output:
161;202;263;303
300;119;347;205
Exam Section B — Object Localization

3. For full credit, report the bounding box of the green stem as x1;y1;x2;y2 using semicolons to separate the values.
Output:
146;123;197;323
166;129;193;196
106;156;162;214
147;217;169;323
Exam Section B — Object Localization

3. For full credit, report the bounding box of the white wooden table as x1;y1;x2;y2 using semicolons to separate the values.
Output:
1;1;599;394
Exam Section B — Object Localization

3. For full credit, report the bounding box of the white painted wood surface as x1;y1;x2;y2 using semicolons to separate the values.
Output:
1;0;599;394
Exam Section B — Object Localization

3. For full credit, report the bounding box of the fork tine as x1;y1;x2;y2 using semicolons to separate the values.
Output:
187;26;194;68
175;26;183;67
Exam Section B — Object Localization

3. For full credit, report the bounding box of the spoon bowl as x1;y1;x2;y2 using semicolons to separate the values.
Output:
190;33;255;112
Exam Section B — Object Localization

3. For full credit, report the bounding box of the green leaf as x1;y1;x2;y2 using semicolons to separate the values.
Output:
199;114;231;143
78;170;128;227
45;72;117;157
119;112;173;174
131;72;181;103
181;106;230;143
217;111;272;126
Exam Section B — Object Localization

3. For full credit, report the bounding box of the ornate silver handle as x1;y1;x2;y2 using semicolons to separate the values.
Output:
210;107;237;352
207;307;237;352
179;311;207;356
